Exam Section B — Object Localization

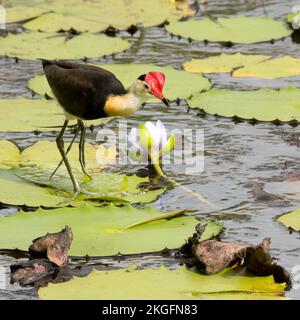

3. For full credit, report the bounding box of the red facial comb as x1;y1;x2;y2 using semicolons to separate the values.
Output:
145;72;166;100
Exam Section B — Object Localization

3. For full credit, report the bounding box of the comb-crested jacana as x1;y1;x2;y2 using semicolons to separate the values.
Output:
42;60;169;200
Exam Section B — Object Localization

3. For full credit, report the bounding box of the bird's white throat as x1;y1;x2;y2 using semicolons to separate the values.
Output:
104;85;147;117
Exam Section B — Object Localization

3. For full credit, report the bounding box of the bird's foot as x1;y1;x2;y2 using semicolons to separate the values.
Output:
57;189;98;205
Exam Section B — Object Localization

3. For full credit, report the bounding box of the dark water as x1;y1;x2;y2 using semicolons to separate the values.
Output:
0;0;300;299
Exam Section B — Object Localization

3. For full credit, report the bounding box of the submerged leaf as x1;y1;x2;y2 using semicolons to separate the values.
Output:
38;266;286;300
28;64;212;101
277;209;300;231
188;87;300;122
0;32;130;60
166;17;292;44
0;204;199;256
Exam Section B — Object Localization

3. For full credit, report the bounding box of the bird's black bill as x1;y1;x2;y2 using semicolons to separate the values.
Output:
162;98;170;107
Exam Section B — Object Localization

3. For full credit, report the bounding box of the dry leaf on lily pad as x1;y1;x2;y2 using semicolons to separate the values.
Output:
0;140;164;206
38;265;286;300
188;87;300;122
183;53;270;74
29;226;73;267
166;17;292;44
0;32;130;60
233;56;300;79
28;64;212;101
21;0;195;32
177;228;291;289
277;209;300;232
10;226;73;285
0;98;110;132
0;204;203;256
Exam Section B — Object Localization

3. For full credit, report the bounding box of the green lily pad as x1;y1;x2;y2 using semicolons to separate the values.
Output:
0;32;130;60
0;204;201;256
0;98;110;132
277;209;300;231
183;53;270;74
0;140;163;206
38;266;286;300
188;87;300;122
5;6;49;23
21;0;195;32
233;56;300;79
166;17;292;44
28;64;212;101
23;12;108;33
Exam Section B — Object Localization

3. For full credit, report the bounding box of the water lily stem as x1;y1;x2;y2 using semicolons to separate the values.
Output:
153;162;215;209
166;176;215;209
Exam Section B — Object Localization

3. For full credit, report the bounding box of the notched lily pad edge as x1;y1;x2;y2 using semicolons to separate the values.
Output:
165;28;291;46
186;88;300;126
0;219;220;260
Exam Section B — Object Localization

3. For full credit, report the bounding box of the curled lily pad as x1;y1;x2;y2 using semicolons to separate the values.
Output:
28;64;212;101
233;56;300;79
188;87;300;122
38;266;286;300
166;17;292;44
277;209;300;231
0;140;164;206
22;0;195;32
183;53;270;74
0;32;130;60
0;204;200;256
0;98;110;132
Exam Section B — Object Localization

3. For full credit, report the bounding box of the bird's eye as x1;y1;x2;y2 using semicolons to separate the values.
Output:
143;83;150;90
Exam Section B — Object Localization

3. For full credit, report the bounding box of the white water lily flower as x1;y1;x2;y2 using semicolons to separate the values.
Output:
291;5;300;14
289;6;300;29
128;120;175;176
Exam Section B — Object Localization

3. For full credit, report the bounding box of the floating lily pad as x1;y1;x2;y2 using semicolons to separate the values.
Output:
5;6;49;23
28;64;212;101
23;12;107;33
277;209;300;231
188;87;300;122
0;32;130;60
39;266;286;300
0;140;163;206
22;0;195;32
0;204;201;256
233;56;300;79
183;53;270;74
20;140;116;172
166;17;292;44
0;98;110;132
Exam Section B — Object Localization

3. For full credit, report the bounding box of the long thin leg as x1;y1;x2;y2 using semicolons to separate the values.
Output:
78;119;91;179
50;125;80;179
56;120;80;194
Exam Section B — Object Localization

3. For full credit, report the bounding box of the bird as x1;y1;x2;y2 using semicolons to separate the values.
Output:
41;59;169;201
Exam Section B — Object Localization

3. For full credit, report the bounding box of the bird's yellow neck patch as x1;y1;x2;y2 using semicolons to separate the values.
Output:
104;93;142;117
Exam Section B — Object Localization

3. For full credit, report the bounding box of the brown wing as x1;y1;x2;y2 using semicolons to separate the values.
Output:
42;60;126;120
